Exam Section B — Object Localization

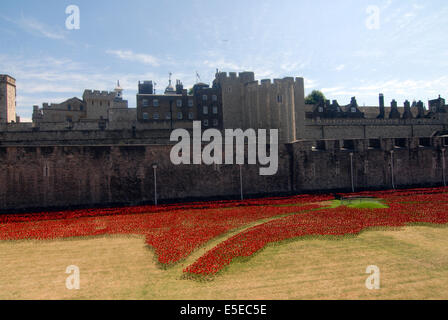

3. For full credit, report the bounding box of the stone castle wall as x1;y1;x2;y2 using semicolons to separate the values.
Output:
304;119;446;140
0;136;446;212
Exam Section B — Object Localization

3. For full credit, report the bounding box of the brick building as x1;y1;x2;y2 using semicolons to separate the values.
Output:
136;77;223;130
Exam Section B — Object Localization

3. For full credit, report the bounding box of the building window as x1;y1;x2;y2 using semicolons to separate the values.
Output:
213;119;219;126
188;100;193;107
177;112;183;120
153;113;159;120
188;112;194;120
203;119;209;127
277;95;283;103
318;107;323;113
143;112;149;120
143;99;149;107
177;99;182;107
165;113;172;120
351;107;356;113
80;105;84;111
212;106;218;114
203;106;208;115
67;104;71;111
66;116;72;122
100;101;102;106
202;95;208;101
153;99;159;107
337;107;341;112
212;95;217;101
227;87;232;93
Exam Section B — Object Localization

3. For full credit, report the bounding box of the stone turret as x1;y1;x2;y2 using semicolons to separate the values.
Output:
0;74;16;123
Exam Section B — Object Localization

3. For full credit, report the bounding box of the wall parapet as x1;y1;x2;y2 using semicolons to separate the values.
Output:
0;135;446;212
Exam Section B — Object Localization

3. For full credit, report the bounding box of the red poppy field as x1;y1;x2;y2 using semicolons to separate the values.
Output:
1;187;448;299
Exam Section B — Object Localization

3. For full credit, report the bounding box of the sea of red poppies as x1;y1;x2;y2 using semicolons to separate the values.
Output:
185;188;448;275
0;187;447;274
0;194;330;264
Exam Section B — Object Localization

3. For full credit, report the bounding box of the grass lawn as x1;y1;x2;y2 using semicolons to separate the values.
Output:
329;198;389;209
1;224;448;299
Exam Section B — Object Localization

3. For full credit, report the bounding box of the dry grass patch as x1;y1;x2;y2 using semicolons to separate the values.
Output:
0;225;448;299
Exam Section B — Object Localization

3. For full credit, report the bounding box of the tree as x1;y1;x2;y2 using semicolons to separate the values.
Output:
305;90;326;105
188;88;194;95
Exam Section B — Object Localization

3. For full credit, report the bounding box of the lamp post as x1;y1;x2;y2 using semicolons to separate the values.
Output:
390;150;395;190
239;164;243;200
442;148;446;187
350;152;355;193
169;100;173;130
152;164;158;206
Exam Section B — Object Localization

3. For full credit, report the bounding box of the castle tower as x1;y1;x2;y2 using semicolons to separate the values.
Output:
213;71;254;129
0;75;16;123
294;77;305;140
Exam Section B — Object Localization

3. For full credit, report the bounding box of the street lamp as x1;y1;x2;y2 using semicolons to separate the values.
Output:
152;164;158;206
390;150;395;190
442;148;446;187
349;152;354;193
239;164;243;200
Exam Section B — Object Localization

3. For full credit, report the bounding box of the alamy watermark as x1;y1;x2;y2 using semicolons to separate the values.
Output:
365;5;380;30
65;5;80;30
365;265;380;290
65;265;80;290
170;121;278;176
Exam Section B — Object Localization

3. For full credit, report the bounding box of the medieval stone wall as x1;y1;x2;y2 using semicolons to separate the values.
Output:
0;137;446;212
304;119;446;140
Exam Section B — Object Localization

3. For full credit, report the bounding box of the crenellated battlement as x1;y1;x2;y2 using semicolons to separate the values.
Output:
215;71;255;83
243;76;304;90
83;89;116;98
0;74;16;85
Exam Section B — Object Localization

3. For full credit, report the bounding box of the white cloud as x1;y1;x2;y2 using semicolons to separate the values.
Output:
304;78;318;89
353;49;385;58
21;17;65;40
322;87;344;93
106;50;159;66
335;64;345;72
0;14;66;40
280;62;308;72
204;59;242;71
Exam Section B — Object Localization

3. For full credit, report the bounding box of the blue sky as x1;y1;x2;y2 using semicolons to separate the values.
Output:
0;0;447;121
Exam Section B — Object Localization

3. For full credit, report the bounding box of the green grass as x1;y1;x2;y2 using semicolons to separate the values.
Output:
329;198;389;209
